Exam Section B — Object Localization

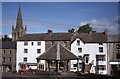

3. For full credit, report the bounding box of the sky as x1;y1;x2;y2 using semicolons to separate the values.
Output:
2;2;119;36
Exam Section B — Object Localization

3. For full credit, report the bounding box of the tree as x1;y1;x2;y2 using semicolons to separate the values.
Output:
2;35;12;41
77;23;93;33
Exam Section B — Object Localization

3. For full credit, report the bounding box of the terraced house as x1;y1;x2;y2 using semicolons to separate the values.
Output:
1;41;16;72
3;4;118;76
70;32;108;74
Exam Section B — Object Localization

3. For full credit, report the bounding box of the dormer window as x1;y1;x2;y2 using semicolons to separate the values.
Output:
77;40;80;46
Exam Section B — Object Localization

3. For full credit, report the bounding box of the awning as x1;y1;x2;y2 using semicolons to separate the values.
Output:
19;62;37;65
37;42;78;61
109;60;120;65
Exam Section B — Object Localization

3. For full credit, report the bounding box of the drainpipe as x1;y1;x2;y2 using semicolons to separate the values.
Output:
77;59;79;71
107;42;109;75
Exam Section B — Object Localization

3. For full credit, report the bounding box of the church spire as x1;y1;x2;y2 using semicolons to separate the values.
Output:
16;3;23;28
12;3;26;41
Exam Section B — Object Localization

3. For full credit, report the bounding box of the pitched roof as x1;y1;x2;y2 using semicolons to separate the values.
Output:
71;32;108;43
37;42;78;61
108;34;120;42
0;41;16;49
18;32;73;41
18;32;108;43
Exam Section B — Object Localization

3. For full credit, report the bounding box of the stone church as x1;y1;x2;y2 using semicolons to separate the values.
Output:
1;4;26;72
12;4;27;41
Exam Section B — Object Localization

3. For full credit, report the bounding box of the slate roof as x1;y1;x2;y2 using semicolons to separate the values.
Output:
108;34;120;42
71;32;108;43
0;41;16;49
18;32;108;43
37;42;78;61
18;33;73;41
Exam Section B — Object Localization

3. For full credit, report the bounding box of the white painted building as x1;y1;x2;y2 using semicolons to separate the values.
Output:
16;32;73;72
16;32;109;75
16;41;45;72
70;33;108;75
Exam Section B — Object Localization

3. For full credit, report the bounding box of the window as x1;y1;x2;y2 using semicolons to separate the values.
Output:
78;48;82;53
3;57;5;63
24;41;28;45
85;56;89;63
84;55;89;64
99;43;103;45
37;42;41;46
31;42;34;46
9;57;11;62
117;49;120;53
37;49;41;53
9;50;12;54
2;50;5;54
97;65;106;70
73;64;77;67
51;41;54;45
77;40;80;46
39;64;44;70
24;49;28;53
78;56;82;60
99;47;103;52
96;55;105;61
116;44;120;50
23;57;27;62
117;54;120;59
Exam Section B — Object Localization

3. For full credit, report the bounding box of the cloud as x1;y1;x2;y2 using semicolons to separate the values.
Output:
8;34;12;38
80;18;118;35
0;32;4;39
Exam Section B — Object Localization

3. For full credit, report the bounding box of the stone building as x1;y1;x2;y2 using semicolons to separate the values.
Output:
1;41;16;72
1;4;26;72
108;35;120;76
12;4;26;41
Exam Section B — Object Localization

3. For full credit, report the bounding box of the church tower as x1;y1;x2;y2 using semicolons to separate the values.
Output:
12;4;27;41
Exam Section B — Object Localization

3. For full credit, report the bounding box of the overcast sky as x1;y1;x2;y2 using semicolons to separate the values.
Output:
2;2;118;35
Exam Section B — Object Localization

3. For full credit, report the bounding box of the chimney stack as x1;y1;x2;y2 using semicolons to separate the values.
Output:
47;29;53;34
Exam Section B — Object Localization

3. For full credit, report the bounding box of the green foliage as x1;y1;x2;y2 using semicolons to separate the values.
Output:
68;23;95;33
77;23;93;33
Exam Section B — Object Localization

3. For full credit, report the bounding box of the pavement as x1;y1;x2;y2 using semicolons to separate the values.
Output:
1;72;120;79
